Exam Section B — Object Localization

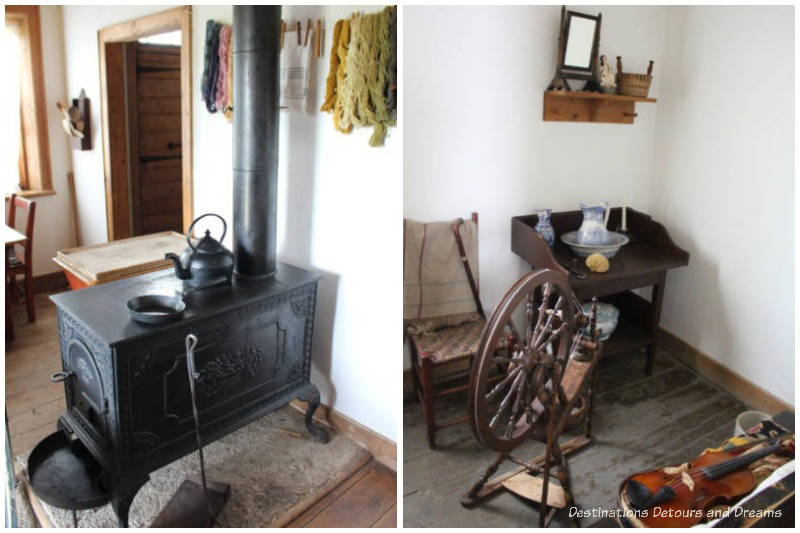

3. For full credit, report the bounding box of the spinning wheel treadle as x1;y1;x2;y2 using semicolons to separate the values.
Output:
462;268;602;527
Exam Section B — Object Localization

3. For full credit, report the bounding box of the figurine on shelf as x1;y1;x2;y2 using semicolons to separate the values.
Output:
534;208;555;246
598;55;616;94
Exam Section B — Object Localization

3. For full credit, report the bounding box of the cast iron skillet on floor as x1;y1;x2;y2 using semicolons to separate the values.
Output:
28;430;111;526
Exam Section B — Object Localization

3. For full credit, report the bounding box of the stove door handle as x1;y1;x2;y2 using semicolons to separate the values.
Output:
50;371;74;383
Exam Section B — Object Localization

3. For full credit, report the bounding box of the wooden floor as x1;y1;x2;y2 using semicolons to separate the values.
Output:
404;345;751;527
5;292;396;528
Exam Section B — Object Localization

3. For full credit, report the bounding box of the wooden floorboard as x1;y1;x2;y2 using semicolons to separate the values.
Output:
6;293;396;528
403;347;752;528
303;461;397;528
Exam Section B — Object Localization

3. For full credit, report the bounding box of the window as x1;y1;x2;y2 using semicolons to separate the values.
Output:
4;6;53;196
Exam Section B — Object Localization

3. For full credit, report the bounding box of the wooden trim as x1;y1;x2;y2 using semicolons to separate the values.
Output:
289;400;396;471
179;7;193;233
125;42;142;236
656;328;794;415
6;6;53;194
103;41;131;238
11;189;55;199
98;6;193;241
33;271;69;294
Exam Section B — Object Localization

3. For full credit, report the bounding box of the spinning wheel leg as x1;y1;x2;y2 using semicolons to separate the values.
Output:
584;367;598;439
463;269;601;527
461;453;507;508
552;444;580;527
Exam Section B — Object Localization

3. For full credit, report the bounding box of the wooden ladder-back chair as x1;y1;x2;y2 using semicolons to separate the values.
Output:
404;213;505;448
7;193;36;323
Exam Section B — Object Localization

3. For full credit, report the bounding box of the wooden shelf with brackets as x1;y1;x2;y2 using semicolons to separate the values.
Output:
543;90;656;124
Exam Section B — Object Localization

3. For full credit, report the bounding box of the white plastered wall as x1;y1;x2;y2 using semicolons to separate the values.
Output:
404;5;794;406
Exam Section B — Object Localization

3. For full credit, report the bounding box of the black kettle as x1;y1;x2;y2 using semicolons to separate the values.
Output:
165;213;234;288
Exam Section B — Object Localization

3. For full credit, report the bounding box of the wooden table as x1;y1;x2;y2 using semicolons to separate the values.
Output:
5;224;27;341
511;208;690;374
53;231;187;290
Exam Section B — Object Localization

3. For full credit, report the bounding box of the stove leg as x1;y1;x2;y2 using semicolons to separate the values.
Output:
297;385;329;443
112;476;149;528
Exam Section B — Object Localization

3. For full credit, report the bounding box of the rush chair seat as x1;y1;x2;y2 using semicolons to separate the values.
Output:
404;213;506;448
7;193;36;323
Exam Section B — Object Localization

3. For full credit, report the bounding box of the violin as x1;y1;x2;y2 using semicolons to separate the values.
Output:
620;437;793;528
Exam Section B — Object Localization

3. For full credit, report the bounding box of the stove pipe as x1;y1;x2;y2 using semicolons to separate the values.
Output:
232;5;281;279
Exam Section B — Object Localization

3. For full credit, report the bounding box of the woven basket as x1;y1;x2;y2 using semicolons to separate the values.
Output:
618;73;652;98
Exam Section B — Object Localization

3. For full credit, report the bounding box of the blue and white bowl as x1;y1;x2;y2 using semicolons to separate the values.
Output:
561;230;629;258
581;302;619;341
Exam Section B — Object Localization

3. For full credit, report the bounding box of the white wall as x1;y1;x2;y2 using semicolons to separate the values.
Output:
404;5;667;315
18;6;75;276
62;5;175;247
61;5;400;441
404;5;668;371
651;6;794;405
404;5;794;406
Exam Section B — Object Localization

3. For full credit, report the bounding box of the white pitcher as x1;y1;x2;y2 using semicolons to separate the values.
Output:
577;202;611;245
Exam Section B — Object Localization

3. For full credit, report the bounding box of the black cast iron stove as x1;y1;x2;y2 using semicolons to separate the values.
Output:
44;6;328;526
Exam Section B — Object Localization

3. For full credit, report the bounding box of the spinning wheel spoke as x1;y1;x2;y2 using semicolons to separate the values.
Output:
469;269;584;453
485;365;522;402
536;321;568;352
533;295;564;348
489;370;524;429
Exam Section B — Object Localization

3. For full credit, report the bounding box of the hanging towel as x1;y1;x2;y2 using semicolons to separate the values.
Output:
403;218;481;320
279;27;313;113
215;25;232;113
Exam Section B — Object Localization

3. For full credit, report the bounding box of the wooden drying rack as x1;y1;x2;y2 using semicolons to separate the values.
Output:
280;18;323;57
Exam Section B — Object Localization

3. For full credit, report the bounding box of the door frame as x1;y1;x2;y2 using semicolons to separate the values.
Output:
98;6;193;241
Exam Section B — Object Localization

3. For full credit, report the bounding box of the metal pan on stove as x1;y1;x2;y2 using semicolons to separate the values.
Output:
127;293;186;324
126;276;227;324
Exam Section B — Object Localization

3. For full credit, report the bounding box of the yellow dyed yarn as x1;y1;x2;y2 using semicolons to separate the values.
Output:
338;8;395;146
367;6;396;146
320;19;343;113
333;19;352;133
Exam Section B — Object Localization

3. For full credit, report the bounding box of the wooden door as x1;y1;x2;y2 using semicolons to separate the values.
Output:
126;43;183;236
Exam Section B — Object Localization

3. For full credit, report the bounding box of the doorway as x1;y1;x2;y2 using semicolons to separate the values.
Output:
98;7;192;241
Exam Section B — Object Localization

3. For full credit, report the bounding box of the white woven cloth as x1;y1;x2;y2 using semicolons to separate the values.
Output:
404;218;479;320
279;28;313;113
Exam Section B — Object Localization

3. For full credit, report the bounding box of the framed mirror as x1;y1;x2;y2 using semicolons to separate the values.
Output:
549;6;602;91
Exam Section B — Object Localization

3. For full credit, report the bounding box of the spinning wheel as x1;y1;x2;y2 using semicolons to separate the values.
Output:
462;268;602;527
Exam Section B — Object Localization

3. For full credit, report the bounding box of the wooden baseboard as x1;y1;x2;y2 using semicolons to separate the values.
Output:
33;271;68;294
656;328;793;415
289;400;396;471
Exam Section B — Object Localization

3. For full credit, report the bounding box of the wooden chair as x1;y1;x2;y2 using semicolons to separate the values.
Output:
7;194;36;323
405;213;504;448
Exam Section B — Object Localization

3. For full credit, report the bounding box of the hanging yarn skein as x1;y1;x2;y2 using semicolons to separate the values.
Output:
320;19;344;113
333;19;352;134
336;7;395;146
321;6;396;146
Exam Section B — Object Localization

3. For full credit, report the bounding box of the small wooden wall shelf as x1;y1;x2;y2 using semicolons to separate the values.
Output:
543;90;656;124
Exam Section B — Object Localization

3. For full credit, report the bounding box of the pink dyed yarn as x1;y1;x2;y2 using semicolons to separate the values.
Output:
215;25;232;112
